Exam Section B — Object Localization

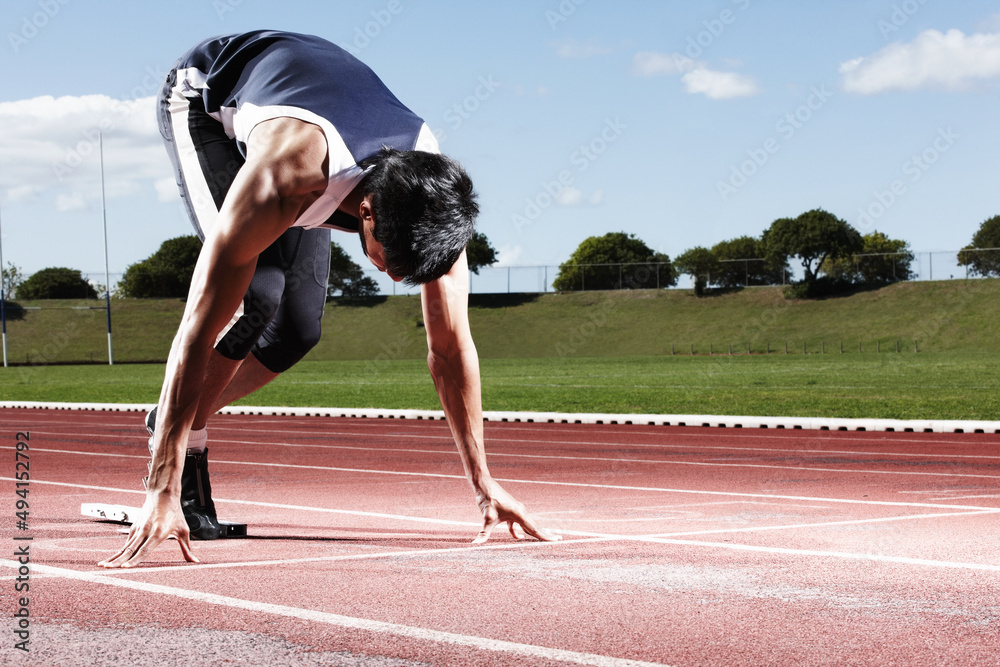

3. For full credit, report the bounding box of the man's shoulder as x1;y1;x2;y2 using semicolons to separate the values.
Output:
246;118;329;194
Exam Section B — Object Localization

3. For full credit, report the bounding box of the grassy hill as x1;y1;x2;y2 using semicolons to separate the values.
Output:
2;281;998;419
1;279;998;365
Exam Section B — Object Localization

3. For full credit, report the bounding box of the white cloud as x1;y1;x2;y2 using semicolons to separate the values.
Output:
494;244;523;267
682;68;759;99
552;186;604;208
514;84;549;97
55;192;86;212
840;29;1000;94
553;39;613;59
155;177;180;203
631;51;696;77
0;94;170;211
631;51;759;99
556;185;583;207
976;12;1000;33
6;185;39;202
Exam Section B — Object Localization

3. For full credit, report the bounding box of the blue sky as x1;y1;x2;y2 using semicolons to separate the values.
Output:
1;0;998;289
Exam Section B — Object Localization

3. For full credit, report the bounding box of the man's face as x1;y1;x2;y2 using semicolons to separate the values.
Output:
359;198;403;283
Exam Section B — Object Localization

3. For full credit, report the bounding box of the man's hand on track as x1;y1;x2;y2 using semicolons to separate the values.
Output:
473;482;561;545
98;493;198;568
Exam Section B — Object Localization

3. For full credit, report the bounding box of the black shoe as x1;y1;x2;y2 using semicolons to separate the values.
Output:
145;406;157;455
145;406;157;436
180;448;225;541
144;407;224;541
142;407;156;488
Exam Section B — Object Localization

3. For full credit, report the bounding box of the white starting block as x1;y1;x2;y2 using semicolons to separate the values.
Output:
81;503;247;538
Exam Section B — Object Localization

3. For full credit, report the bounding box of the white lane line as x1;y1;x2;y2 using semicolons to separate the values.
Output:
153;449;1000;481
93;536;611;575
634;538;1000;572
506;478;1000;511
484;422;998;444
7;406;998;444
648;509;1000;538
9;444;1000;485
96;510;1000;574
11;477;999;574
486;437;1000;461
2;479;147;495
5;467;1000;513
7;401;1000;436
0;560;670;667
17;423;1000;462
199;421;1000;455
77;508;1000;574
80;512;1000;574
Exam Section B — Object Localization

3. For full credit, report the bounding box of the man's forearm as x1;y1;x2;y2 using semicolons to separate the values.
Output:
428;344;493;494
145;326;213;495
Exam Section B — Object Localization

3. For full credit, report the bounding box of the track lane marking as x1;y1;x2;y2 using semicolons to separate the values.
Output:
84;536;611;575
0;560;671;667
5;406;997;441
624;538;1000;572
5;466;1000;512
509;477;1000;510
648;509;1000;537
10;478;1000;573
11;422;1000;461
9;444;1000;484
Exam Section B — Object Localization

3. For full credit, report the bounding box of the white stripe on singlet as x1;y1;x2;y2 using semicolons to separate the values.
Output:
167;68;245;345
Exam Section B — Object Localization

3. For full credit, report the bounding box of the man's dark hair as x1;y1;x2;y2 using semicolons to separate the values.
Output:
358;148;479;285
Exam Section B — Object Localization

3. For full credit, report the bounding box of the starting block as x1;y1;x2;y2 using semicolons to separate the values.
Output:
81;503;247;538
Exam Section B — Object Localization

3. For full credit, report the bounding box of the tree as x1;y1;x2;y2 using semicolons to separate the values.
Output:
958;215;1000;277
552;232;675;291
466;231;498;274
674;246;720;296
328;241;380;298
763;209;862;284
711;235;787;288
822;231;914;284
118;236;202;298
2;262;24;299
18;267;98;299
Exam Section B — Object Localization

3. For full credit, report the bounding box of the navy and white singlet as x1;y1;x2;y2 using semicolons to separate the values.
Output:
171;29;440;231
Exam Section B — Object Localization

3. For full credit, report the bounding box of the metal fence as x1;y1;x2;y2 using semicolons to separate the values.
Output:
7;248;996;299
351;249;1000;296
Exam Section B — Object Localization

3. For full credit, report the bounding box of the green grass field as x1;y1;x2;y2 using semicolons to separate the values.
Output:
2;353;997;421
1;281;998;420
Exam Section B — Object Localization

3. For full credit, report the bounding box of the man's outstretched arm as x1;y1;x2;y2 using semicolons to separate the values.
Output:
421;251;560;544
99;118;329;568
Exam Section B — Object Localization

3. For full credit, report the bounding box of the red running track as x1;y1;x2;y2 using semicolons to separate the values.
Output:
1;407;999;666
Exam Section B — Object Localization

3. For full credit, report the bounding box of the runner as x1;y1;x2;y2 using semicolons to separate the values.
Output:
99;30;559;568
